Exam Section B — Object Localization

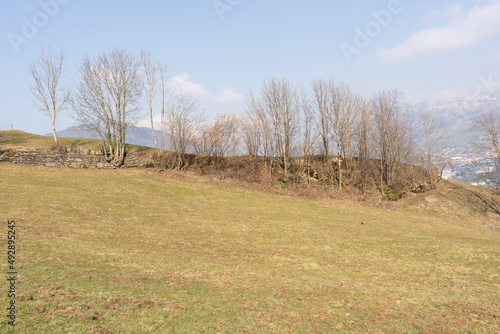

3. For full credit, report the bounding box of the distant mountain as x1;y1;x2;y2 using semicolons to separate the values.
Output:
417;94;499;148
414;93;500;185
51;125;172;149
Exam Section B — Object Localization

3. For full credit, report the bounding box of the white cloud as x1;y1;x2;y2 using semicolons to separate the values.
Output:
214;86;245;104
169;73;209;98
136;77;245;129
445;3;466;23
137;114;163;128
378;2;500;61
167;74;244;104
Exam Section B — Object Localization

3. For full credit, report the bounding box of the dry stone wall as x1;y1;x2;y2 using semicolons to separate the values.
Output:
0;147;153;169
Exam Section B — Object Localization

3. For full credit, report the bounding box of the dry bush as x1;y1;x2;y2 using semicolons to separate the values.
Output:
150;150;437;202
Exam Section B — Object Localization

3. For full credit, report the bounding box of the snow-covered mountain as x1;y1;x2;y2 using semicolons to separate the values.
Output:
414;93;500;185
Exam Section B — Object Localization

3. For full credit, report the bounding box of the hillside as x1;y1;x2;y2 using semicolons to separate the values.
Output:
0;130;154;153
1;163;499;333
52;125;173;150
1;129;495;202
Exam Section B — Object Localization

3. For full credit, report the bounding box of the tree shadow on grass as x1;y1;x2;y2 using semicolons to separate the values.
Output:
452;182;500;217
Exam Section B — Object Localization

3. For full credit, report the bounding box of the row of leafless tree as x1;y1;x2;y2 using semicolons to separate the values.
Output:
29;47;499;191
240;77;422;191
30;48;202;167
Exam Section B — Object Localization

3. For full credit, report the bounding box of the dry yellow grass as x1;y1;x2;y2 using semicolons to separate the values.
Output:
0;130;153;153
0;163;499;333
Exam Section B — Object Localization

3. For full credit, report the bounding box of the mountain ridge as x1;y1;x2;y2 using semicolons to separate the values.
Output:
49;125;172;149
414;93;499;185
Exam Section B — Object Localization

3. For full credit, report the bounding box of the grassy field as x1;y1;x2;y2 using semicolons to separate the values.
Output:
0;130;153;153
1;163;499;333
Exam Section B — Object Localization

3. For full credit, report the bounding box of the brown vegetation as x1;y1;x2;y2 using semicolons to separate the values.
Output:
150;152;439;202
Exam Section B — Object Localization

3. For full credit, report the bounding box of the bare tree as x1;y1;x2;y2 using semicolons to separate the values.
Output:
166;93;203;168
195;114;240;158
299;89;316;185
245;89;274;171
260;78;299;176
439;156;455;179
311;79;331;160
372;89;414;191
141;51;160;153
330;82;359;162
333;84;362;191
473;111;500;158
30;47;69;145
209;114;240;158
311;79;362;190
159;64;169;154
194;123;213;157
472;111;500;189
420;111;443;171
240;112;261;157
72;48;143;167
356;98;374;193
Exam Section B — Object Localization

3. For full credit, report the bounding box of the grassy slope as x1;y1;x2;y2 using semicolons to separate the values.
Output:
1;163;499;333
0;130;153;153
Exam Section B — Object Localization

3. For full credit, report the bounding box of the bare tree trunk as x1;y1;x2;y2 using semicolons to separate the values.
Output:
166;93;203;169
260;78;299;177
356;99;372;193
51;118;58;145
312;79;331;161
159;65;168;154
372;89;414;189
380;156;384;196
300;89;314;187
141;51;160;153
472;111;500;189
420;111;443;171
30;48;69;146
338;158;342;192
71;48;142;168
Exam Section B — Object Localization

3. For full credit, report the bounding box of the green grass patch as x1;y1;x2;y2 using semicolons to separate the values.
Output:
0;164;499;333
0;130;154;153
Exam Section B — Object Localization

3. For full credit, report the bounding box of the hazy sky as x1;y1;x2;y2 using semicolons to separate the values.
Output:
1;0;500;135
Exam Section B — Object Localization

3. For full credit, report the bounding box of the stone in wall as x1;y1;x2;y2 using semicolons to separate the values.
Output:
0;148;153;170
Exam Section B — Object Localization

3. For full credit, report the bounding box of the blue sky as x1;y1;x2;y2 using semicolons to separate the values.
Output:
1;0;500;135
